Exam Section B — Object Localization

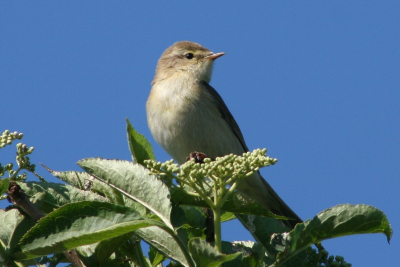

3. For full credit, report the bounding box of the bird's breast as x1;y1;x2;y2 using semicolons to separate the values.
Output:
147;79;244;164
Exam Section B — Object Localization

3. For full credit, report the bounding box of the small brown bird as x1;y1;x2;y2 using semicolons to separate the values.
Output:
146;41;302;228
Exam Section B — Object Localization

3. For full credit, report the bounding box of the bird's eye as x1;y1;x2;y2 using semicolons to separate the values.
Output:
185;53;194;59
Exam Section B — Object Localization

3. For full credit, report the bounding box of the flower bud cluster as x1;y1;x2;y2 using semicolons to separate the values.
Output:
311;249;350;267
145;159;180;175
0;162;14;177
0;130;23;149
179;149;277;185
146;149;277;198
16;143;35;156
14;142;35;172
0;130;36;181
145;159;180;187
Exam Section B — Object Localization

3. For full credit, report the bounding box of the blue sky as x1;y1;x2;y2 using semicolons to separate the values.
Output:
1;2;399;266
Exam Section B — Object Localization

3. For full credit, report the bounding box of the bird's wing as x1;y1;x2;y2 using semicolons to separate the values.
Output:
201;81;249;152
201;83;302;228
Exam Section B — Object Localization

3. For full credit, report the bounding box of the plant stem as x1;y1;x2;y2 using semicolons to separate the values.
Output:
213;206;222;252
213;181;222;252
7;182;84;267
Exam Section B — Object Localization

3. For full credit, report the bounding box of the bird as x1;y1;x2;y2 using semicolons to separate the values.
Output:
146;41;302;229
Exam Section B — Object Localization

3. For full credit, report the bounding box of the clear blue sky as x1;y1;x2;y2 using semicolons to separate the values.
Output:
1;2;399;266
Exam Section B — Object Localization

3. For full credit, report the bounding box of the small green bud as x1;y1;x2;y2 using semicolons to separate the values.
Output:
335;256;344;262
29;164;36;172
5;163;13;170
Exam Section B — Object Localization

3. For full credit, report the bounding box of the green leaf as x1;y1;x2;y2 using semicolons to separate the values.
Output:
221;212;235;223
126;237;152;267
0;209;22;250
94;233;134;264
75;242;99;266
43;166;123;205
43;169;147;215
0;239;25;267
188;238;240;267
149;246;167;267
0;209;36;254
126;118;155;165
0;178;10;195
78;158;173;228
19;182;108;213
0;209;38;266
171;187;288;220
219;241;245;267
41;164;88;189
276;204;392;264
14;201;165;260
236;214;288;262
231;241;266;267
180;206;206;229
178;207;234;233
0;240;8;265
171;202;186;228
137;226;192;267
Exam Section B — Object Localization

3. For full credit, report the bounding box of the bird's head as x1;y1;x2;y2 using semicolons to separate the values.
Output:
152;41;225;85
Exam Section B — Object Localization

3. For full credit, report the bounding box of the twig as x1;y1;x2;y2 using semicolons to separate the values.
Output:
7;182;85;267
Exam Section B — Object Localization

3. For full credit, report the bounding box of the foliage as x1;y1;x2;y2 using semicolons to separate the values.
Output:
0;126;392;267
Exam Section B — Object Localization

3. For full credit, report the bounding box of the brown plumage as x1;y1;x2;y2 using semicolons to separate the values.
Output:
147;41;302;229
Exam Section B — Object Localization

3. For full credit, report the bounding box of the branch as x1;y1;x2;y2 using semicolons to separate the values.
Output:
7;182;85;267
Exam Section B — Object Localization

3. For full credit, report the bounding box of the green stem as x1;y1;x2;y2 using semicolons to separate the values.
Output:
213;206;222;252
213;181;223;252
10;167;22;179
220;180;238;204
187;178;215;209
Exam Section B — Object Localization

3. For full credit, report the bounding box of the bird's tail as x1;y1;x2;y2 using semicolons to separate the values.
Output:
260;176;302;229
238;172;302;229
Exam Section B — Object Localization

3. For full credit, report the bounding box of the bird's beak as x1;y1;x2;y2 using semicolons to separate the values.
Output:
206;52;225;60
